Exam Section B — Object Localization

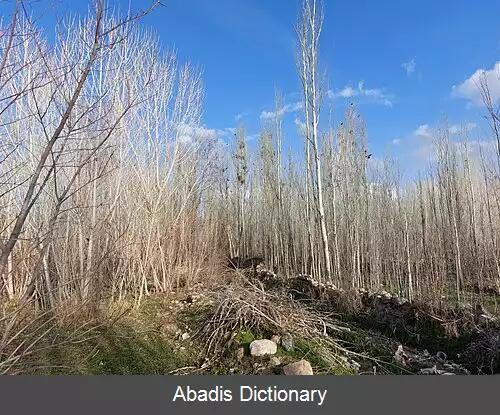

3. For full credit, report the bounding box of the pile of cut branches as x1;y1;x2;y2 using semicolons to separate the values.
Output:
190;273;353;369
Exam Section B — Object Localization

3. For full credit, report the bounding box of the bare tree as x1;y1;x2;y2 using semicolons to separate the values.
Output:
296;0;331;283
477;72;500;174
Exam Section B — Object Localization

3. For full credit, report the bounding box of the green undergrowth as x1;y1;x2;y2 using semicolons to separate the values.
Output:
223;328;357;375
33;325;191;375
337;326;414;374
7;287;472;375
5;296;203;375
335;306;474;367
234;330;256;355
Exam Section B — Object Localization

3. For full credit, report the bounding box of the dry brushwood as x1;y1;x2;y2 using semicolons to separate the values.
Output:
189;273;352;370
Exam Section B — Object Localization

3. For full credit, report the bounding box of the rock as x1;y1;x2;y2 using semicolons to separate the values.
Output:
236;347;245;362
269;356;281;367
181;332;190;341
281;332;294;352
282;360;313;375
394;345;409;365
249;339;277;357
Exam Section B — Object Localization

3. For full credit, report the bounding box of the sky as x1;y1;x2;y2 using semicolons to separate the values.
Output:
2;0;500;182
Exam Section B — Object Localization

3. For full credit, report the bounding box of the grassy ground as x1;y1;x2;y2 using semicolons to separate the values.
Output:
3;295;204;375
3;293;360;375
2;274;495;375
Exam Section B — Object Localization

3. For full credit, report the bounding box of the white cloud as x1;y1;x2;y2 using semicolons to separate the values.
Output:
337;86;357;98
174;124;237;145
414;124;432;138
328;81;394;107
175;123;217;144
413;122;477;139
260;101;303;120
392;138;401;145
401;57;416;76
448;122;477;135
451;61;500;106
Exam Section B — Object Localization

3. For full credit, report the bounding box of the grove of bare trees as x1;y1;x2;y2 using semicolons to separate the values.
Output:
1;0;500;371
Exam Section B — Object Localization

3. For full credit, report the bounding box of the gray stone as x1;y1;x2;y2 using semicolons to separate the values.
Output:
281;332;294;352
282;360;313;375
249;339;277;357
394;345;409;365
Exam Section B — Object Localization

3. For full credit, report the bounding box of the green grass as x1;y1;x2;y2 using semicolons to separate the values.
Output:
234;330;256;355
177;303;215;329
5;295;203;375
338;328;411;374
36;325;192;375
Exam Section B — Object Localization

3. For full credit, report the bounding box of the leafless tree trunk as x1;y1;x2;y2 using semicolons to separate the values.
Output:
296;0;331;283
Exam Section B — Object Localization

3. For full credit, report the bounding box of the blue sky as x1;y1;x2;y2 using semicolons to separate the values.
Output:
2;0;500;181
146;0;500;180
